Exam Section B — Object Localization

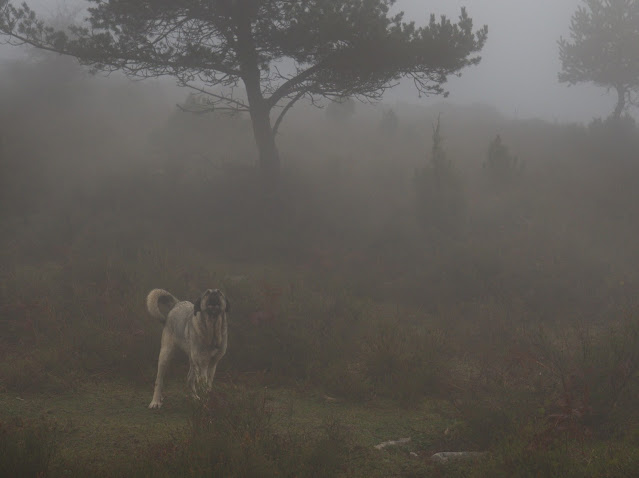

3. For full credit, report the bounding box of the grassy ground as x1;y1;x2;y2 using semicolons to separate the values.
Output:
0;381;189;475
0;378;465;477
2;61;639;476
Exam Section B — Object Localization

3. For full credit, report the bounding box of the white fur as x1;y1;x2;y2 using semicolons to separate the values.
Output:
146;288;178;322
146;288;228;409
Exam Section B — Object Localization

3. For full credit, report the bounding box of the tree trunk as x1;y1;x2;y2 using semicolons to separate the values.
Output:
246;92;280;187
235;11;281;188
613;86;626;119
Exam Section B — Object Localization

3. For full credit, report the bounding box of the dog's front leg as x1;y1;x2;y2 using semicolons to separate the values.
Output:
190;354;214;399
187;361;199;398
206;359;219;391
189;359;208;399
149;331;174;409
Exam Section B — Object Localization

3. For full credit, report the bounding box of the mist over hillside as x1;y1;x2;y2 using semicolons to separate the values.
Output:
1;18;639;474
2;50;638;299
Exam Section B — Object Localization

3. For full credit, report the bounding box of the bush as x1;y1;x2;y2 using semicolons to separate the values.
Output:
319;360;373;403
139;385;356;478
470;438;639;478
226;279;369;387
483;134;523;186
360;322;447;405
450;316;639;451
0;418;57;478
380;108;399;135
528;320;639;439
587;115;639;163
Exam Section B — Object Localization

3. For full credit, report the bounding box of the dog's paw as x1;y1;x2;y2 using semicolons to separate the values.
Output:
148;400;163;409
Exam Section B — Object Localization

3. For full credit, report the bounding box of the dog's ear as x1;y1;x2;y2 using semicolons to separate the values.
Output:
192;293;203;315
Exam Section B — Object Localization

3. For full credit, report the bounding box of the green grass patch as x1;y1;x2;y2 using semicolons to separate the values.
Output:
0;380;456;477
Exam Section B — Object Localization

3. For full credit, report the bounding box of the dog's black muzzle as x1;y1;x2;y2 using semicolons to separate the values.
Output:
194;289;229;316
207;292;222;309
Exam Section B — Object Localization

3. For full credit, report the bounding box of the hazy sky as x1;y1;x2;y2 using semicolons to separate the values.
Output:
6;0;624;123
391;0;615;122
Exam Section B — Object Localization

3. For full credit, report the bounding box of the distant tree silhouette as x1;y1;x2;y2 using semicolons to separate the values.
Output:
380;108;398;135
558;0;639;119
326;97;356;124
414;115;466;232
483;135;522;185
0;0;487;186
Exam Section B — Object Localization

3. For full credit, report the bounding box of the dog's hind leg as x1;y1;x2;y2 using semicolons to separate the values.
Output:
149;331;175;409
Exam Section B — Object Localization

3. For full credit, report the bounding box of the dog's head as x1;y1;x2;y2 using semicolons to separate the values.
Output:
193;289;230;316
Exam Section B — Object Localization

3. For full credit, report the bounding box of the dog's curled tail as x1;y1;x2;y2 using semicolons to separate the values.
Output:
146;289;179;323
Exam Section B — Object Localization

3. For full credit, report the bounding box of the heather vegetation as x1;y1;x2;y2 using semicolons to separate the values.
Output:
1;51;639;476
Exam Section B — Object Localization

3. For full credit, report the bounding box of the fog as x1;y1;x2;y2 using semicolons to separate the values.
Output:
390;0;616;122
2;2;639;473
1;0;637;280
8;0;624;122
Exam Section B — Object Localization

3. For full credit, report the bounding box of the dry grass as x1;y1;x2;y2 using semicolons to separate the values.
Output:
1;54;639;475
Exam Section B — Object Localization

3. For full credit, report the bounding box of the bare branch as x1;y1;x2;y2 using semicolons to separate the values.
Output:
267;61;327;109
272;90;306;136
176;103;244;115
181;83;250;111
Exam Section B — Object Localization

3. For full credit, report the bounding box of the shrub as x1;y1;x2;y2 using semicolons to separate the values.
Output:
529;320;639;439
483;134;523;186
380;108;399;135
451;317;639;451
587;115;639;163
0;418;57;478
226;279;369;387
360;322;447;405
139;385;356;478
470;438;639;478
319;359;373;403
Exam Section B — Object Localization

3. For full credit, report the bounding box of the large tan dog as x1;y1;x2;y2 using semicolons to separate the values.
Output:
146;288;229;409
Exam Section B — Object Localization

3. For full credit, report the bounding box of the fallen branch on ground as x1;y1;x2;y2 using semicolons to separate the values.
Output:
374;437;411;450
430;451;487;463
